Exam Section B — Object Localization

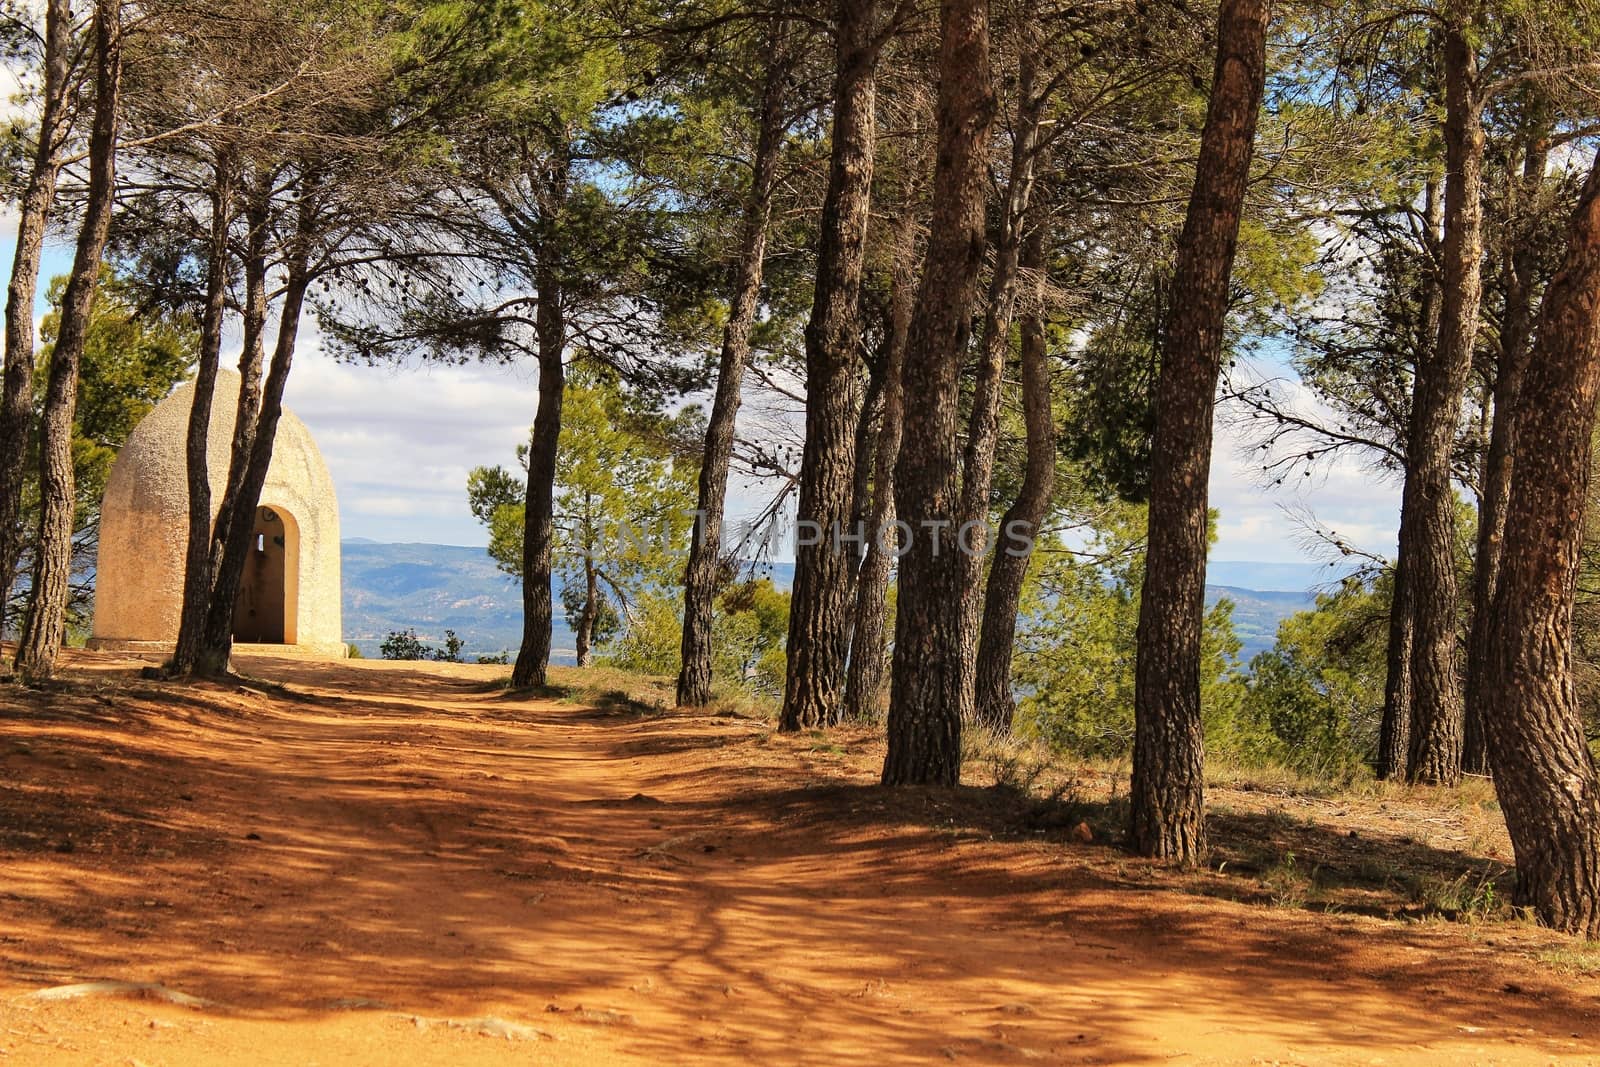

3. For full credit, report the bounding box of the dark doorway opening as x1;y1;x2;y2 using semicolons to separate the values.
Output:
233;505;291;643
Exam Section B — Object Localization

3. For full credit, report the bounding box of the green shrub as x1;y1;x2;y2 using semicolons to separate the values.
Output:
605;579;789;697
1239;578;1388;781
380;628;465;663
380;628;429;660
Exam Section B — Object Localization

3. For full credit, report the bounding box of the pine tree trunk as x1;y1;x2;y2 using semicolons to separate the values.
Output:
1377;547;1415;777
1484;156;1600;939
843;206;918;721
0;0;71;640
1404;26;1481;787
13;0;122;682
195;186;314;678
973;226;1052;731
202;186;271;633
834;368;883;681
956;45;1042;721
1128;0;1268;861
678;24;791;706
510;270;565;689
1377;180;1441;779
843;364;884;612
1464;132;1546;776
576;555;597;668
780;0;878;731
170;157;235;677
880;0;995;785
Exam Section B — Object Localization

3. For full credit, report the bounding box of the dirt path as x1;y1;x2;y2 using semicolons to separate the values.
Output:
2;653;1599;1065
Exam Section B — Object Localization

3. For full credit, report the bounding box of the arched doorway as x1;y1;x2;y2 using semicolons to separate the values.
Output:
233;505;300;644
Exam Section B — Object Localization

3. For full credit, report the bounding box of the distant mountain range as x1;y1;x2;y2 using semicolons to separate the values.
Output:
340;543;1344;664
342;541;542;661
1209;562;1358;660
1206;586;1318;662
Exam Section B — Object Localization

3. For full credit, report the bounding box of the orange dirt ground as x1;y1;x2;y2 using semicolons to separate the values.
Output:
2;650;1599;1065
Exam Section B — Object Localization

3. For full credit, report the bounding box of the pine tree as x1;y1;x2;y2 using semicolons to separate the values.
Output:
1128;0;1269;861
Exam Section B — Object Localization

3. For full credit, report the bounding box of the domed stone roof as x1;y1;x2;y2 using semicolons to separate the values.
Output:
90;371;343;656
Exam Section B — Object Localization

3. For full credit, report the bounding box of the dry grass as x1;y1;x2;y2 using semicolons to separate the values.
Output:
516;664;781;724
1539;944;1600;975
948;722;1526;925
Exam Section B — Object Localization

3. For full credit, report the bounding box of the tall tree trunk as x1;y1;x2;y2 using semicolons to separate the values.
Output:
195;182;315;677
678;22;792;706
1464;130;1547;776
973;225;1052;731
1405;26;1482;786
576;551;597;668
13;0;122;682
510;266;565;689
170;156;235;676
1128;0;1268;861
844;364;884;610
1377;179;1442;779
0;0;72;640
834;366;883;677
955;42;1043;721
780;0;879;731
1484;156;1600;938
1377;548;1415;777
880;0;995;785
204;185;271;619
843;206;919;721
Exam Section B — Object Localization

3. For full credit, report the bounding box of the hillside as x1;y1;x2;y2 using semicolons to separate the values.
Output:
1207;585;1317;662
340;541;552;661
341;543;1318;664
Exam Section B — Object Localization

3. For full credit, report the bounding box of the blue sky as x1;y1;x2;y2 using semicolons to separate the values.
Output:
6;230;1402;564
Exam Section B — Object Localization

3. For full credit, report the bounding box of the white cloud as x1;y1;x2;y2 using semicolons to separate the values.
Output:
275;332;1405;560
346;491;463;520
279;318;542;545
1210;359;1403;564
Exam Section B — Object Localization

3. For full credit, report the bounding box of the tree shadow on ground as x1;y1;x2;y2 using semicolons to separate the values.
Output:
0;652;1594;1065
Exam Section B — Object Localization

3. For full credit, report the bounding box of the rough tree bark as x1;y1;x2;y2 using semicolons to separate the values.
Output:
13;0;122;682
170;156;236;676
1403;24;1482;786
880;0;995;785
1464;130;1547;776
1484;156;1600;938
677;22;792;706
780;0;879;731
204;184;271;615
843;207;919;720
510;262;566;689
1377;548;1416;777
973;225;1052;731
0;0;73;640
843;363;884;617
1128;0;1268;861
195;182;315;678
576;549;598;668
1377;179;1442;779
954;44;1044;721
